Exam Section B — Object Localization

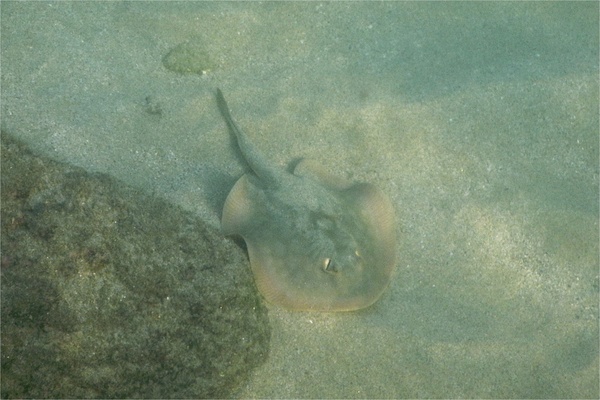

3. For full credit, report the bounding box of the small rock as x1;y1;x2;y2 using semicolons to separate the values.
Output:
163;40;215;75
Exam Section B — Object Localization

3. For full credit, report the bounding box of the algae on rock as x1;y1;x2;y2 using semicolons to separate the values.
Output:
0;132;270;399
163;40;215;75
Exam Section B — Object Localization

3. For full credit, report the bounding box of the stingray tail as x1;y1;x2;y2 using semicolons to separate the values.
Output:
216;89;280;185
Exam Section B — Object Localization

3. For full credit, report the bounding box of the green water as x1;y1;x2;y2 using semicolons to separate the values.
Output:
2;2;598;398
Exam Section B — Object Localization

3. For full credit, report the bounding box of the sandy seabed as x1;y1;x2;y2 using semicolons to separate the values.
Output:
2;2;598;398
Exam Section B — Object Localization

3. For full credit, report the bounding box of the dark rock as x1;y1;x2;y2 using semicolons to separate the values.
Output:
0;132;270;398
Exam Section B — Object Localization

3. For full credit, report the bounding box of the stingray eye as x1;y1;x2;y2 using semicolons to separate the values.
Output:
322;258;338;273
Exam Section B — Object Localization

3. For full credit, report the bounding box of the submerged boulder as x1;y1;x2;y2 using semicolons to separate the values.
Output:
1;132;270;398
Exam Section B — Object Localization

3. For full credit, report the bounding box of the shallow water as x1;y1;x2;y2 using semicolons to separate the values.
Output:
2;2;598;398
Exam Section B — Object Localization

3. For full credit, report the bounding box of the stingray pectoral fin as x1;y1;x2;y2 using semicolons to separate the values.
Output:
244;241;300;310
344;183;397;277
222;174;257;236
246;241;349;312
293;159;353;191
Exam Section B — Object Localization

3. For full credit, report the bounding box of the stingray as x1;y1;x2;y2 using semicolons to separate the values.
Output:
216;89;396;311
